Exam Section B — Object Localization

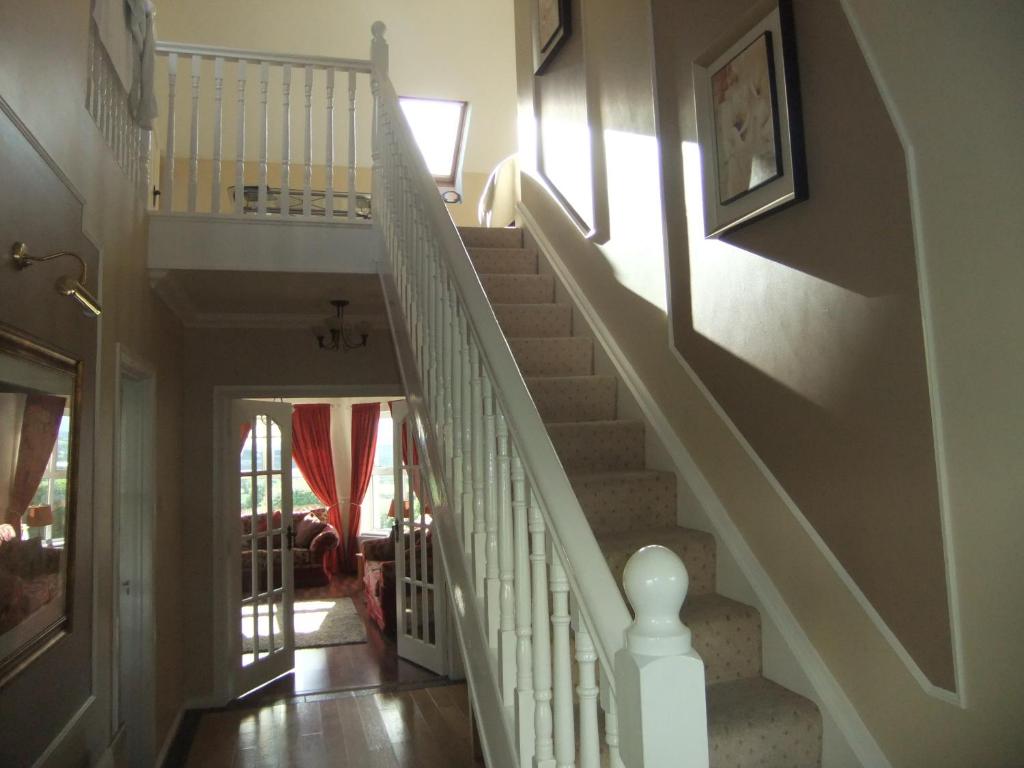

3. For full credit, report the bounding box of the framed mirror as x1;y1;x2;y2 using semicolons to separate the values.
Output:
0;325;81;686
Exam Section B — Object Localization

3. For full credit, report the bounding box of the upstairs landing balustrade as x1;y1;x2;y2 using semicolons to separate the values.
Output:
153;42;373;223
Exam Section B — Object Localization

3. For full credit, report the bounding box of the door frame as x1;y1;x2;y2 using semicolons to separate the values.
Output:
210;384;403;705
111;344;157;765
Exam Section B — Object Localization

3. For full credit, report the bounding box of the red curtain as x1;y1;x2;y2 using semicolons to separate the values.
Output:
239;422;251;452
7;394;66;535
291;405;341;573
344;402;380;571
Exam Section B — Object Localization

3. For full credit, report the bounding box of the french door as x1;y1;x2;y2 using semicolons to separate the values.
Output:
391;401;447;673
231;400;295;695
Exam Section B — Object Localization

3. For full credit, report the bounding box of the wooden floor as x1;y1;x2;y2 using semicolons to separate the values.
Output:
183;683;483;768
247;575;441;701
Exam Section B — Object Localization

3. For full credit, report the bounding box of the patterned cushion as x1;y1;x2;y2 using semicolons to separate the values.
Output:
294;513;327;549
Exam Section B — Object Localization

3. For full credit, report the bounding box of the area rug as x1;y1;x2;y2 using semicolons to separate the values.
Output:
241;597;367;652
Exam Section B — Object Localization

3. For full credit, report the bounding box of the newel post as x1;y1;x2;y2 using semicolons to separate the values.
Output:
370;21;388;190
615;545;709;768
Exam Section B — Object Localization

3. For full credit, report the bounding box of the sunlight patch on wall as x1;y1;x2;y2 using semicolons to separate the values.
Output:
600;129;668;311
682;141;882;413
540;113;594;229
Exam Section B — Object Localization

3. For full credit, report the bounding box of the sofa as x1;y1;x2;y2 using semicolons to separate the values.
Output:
241;509;339;592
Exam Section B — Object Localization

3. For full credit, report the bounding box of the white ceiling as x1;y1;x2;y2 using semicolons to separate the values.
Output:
153;269;390;328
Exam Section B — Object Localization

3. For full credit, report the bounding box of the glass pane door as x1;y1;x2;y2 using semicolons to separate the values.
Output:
391;401;446;673
232;400;294;695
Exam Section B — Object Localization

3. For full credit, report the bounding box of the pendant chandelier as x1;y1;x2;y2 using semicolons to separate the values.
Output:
313;299;369;351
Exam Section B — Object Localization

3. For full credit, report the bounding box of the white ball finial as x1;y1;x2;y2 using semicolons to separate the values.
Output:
371;21;387;39
623;545;692;656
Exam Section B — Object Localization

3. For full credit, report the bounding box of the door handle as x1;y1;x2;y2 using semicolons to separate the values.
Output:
286;525;295;551
121;579;131;595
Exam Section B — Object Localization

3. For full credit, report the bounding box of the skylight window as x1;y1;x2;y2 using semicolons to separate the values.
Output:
399;97;469;184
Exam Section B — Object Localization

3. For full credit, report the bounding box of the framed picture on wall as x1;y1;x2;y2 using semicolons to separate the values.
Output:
534;0;571;75
693;0;807;237
0;325;81;687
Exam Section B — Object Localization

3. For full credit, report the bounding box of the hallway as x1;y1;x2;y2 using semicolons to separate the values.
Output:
180;682;481;768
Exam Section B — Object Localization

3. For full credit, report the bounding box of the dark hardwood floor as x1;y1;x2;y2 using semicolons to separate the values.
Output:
183;682;482;768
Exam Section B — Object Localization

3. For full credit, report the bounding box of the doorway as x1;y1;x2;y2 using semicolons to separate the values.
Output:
219;391;446;702
113;346;156;766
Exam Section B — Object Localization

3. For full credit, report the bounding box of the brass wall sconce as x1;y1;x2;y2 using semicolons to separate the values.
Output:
10;242;102;318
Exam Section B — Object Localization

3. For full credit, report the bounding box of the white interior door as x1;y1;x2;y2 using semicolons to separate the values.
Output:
392;401;447;673
232;399;295;695
115;361;155;766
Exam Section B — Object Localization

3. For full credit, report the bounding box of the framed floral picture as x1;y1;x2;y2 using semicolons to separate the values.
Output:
534;0;571;75
693;0;807;236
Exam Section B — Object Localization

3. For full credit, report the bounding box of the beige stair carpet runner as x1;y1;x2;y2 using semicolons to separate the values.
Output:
458;226;823;768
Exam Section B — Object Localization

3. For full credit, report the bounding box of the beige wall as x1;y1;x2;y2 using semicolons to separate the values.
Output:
653;0;949;689
514;0;1024;764
180;326;401;698
0;1;185;766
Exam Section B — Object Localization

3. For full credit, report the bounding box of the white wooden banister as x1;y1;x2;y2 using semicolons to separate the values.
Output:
370;19;708;768
153;41;374;222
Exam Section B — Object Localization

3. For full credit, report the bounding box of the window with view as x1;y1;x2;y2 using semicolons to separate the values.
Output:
238;420;323;516
360;408;395;535
399;97;469;186
23;408;70;542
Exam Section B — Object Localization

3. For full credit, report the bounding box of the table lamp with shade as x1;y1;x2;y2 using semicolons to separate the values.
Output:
25;504;54;530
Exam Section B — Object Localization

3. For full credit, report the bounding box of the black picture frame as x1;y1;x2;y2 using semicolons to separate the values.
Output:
534;0;571;75
693;0;807;237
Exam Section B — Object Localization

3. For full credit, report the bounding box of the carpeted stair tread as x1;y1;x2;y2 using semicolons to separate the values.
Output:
683;594;763;685
547;419;645;472
570;470;676;534
597;525;716;597
469;247;539;275
458;226;524;249
527;375;617;423
494;303;572;338
707;677;822;768
509;337;593;376
481;274;555;304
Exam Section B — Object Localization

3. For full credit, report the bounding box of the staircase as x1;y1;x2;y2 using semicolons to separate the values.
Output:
459;225;824;768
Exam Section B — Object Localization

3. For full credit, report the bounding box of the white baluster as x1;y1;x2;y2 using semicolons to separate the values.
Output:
441;280;455;475
161;53;177;213
497;410;516;705
257;61;269;215
470;340;486;596
211;57;224;214
325;68;335;217
575;614;600;768
348;70;358;219
280;64;292;218
530;495;555;768
512;448;535;767
302;66;313;216
187;54;201;212
234;60;247;214
484;374;500;647
550;551;575;768
451;304;464;541
615;546;708;768
602;673;625;768
461;313;474;551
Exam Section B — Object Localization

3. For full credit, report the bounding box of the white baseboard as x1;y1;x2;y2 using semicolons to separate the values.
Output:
516;200;891;768
155;708;184;768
